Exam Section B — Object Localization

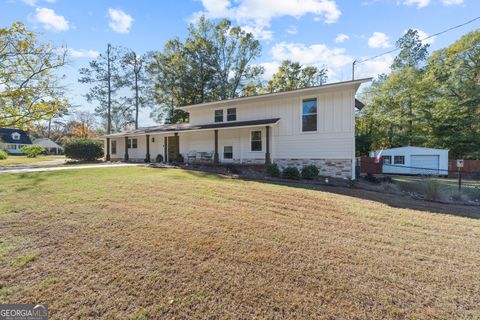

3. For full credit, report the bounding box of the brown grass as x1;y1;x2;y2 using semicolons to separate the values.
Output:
1;167;480;319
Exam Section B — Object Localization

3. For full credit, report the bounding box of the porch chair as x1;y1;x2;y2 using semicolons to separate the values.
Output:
186;150;197;163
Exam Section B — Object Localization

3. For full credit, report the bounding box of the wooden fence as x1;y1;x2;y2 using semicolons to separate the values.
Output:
359;156;382;174
448;160;480;179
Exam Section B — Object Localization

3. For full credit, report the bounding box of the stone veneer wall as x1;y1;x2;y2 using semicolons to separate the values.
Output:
274;159;352;179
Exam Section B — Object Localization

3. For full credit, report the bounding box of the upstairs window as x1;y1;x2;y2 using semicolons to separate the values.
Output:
11;132;20;140
251;131;262;151
128;138;138;149
227;108;236;121
394;155;405;165
302;98;317;132
214;109;223;122
111;140;117;154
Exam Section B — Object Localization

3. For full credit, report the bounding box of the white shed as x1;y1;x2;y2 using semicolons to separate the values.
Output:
371;146;449;176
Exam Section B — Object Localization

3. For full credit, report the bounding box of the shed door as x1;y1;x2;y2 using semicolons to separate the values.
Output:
411;155;440;175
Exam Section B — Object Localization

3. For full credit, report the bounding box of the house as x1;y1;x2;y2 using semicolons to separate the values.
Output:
371;146;449;176
0;128;32;154
34;138;63;155
100;78;371;179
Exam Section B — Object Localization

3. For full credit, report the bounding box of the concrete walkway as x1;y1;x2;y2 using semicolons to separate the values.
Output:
0;163;144;174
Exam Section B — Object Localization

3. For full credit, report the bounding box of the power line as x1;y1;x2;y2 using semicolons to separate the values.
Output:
356;15;480;66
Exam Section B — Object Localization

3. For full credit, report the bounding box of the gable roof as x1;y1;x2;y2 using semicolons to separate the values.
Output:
34;138;62;149
0;128;32;144
179;78;372;110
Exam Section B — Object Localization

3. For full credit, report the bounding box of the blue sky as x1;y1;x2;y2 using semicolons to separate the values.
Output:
2;0;479;125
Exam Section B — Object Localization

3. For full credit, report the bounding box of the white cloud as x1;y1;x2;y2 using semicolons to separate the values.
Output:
196;0;341;40
411;28;436;45
335;33;349;43
403;0;430;8
34;7;69;32
68;49;99;59
44;0;56;2
259;61;281;80
21;0;37;6
286;25;297;35
442;0;463;5
271;42;353;68
108;8;133;34
368;32;391;48
356;54;394;78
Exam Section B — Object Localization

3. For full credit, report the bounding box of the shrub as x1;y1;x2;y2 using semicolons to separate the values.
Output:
422;180;443;201
155;154;164;163
282;166;300;180
266;164;281;177
301;165;319;180
0;150;8;160
64;138;104;161
20;145;45;158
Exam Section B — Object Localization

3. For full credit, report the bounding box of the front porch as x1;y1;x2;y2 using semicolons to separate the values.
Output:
102;119;279;166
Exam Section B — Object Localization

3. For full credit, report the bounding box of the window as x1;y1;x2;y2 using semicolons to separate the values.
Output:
382;156;392;165
394;155;405;165
302;98;317;132
111;141;117;154
223;146;233;159
152;137;155;143
214;109;223;122
251;131;262;151
128;138;138;149
227;108;236;121
11;132;20;140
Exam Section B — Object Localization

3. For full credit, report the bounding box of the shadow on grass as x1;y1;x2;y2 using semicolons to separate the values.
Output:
169;167;480;219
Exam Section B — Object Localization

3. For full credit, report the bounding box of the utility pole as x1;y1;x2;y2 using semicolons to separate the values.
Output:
106;43;112;161
107;43;112;135
352;59;357;80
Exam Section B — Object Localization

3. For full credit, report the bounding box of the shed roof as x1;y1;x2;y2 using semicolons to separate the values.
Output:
34;138;63;149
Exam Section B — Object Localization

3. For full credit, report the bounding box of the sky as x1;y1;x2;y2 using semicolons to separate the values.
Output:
1;0;479;126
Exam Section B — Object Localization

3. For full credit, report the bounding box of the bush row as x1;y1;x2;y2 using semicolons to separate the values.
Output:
266;164;319;180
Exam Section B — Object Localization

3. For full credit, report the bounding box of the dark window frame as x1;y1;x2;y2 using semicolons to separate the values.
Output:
302;98;318;132
128;138;138;149
251;130;262;152
111;140;117;154
214;109;224;122
394;155;405;165
223;146;233;159
227;108;237;121
383;155;392;165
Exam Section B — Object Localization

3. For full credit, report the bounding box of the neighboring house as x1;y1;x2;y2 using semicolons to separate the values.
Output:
100;78;371;179
0;128;32;154
34;138;63;155
371;146;449;176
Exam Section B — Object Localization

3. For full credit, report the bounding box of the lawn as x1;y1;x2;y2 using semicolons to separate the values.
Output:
0;155;65;166
1;167;479;319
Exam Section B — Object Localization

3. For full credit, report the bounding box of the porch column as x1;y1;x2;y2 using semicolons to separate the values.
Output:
174;132;180;162
164;136;168;162
145;134;150;162
124;136;129;161
106;137;111;161
214;129;219;164
265;126;271;165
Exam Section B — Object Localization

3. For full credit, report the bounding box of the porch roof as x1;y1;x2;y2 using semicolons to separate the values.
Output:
100;118;280;138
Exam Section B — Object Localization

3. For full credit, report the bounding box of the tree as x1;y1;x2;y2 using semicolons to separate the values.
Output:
392;29;430;70
79;44;129;133
0;22;69;129
122;51;152;129
70;111;98;138
148;16;263;123
266;60;328;93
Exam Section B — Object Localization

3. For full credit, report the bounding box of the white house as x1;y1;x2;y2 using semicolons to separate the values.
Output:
100;78;371;179
0;128;32;154
372;146;449;176
34;138;63;155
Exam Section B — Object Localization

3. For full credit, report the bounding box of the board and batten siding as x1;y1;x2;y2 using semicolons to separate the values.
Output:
187;88;356;161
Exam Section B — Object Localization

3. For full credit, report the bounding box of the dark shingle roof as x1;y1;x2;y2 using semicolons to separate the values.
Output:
0;128;32;144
